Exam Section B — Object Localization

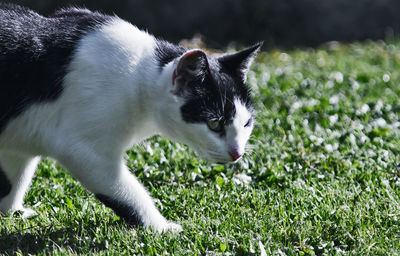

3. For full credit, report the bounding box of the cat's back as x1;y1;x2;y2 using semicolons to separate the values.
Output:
0;3;109;51
0;3;44;53
0;3;110;132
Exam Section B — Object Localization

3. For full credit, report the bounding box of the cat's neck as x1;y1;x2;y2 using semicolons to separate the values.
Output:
124;58;178;143
100;20;183;142
151;61;181;132
68;18;181;146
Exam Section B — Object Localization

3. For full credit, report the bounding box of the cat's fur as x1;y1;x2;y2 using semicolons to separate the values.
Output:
0;3;261;232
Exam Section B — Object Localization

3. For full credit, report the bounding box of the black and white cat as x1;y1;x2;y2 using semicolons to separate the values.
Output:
0;3;261;232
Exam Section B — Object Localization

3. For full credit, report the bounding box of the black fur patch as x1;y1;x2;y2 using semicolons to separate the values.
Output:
154;39;187;69
95;194;143;226
0;166;12;199
180;57;254;135
0;3;110;133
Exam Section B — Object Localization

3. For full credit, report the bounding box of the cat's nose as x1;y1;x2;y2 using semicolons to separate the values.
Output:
229;151;242;161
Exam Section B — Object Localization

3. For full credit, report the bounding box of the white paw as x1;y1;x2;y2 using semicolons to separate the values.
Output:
151;221;183;233
20;207;37;219
8;207;37;219
0;205;36;218
165;222;183;232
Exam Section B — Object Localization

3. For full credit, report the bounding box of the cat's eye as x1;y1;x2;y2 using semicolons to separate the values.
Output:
244;118;252;128
207;120;223;132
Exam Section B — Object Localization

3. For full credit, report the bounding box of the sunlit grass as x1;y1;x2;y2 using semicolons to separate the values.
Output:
1;40;400;255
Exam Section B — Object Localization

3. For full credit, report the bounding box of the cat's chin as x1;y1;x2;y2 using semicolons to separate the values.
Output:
196;151;233;164
206;153;243;164
215;158;241;165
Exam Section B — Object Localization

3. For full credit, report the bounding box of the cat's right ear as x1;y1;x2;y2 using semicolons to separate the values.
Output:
172;50;209;95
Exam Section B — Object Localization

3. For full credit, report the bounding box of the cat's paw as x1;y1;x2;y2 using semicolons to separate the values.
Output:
151;221;183;233
164;222;183;232
0;206;36;218
19;207;37;219
11;207;37;219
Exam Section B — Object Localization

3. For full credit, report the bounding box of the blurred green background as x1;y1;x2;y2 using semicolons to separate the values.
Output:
2;0;400;48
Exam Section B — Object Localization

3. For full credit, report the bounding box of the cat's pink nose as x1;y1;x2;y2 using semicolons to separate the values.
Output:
229;151;242;161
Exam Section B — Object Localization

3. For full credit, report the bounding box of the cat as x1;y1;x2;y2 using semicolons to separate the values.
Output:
0;3;261;232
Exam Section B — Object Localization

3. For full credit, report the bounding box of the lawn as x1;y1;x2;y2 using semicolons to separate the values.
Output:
1;40;400;255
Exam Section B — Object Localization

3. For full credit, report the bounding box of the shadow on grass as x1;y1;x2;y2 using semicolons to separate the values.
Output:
0;218;120;255
0;226;102;254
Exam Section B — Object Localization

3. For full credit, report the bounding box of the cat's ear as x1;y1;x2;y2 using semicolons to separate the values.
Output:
218;42;263;83
172;49;209;95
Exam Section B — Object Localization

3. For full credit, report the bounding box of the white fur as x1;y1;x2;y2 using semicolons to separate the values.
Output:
0;18;253;232
228;99;253;158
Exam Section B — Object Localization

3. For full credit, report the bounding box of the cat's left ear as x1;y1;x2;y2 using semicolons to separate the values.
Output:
218;42;263;83
172;49;209;95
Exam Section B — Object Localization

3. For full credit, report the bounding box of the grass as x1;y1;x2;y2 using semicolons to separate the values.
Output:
1;40;400;255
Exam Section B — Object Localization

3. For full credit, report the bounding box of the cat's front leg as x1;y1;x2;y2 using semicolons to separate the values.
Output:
0;153;40;218
93;165;182;232
56;151;181;232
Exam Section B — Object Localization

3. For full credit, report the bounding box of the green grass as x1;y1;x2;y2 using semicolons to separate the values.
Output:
1;40;400;255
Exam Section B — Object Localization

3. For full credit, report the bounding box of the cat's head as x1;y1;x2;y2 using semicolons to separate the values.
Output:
159;43;262;163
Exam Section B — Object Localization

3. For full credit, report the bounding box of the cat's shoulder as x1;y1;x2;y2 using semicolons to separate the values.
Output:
50;7;112;27
51;7;95;18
